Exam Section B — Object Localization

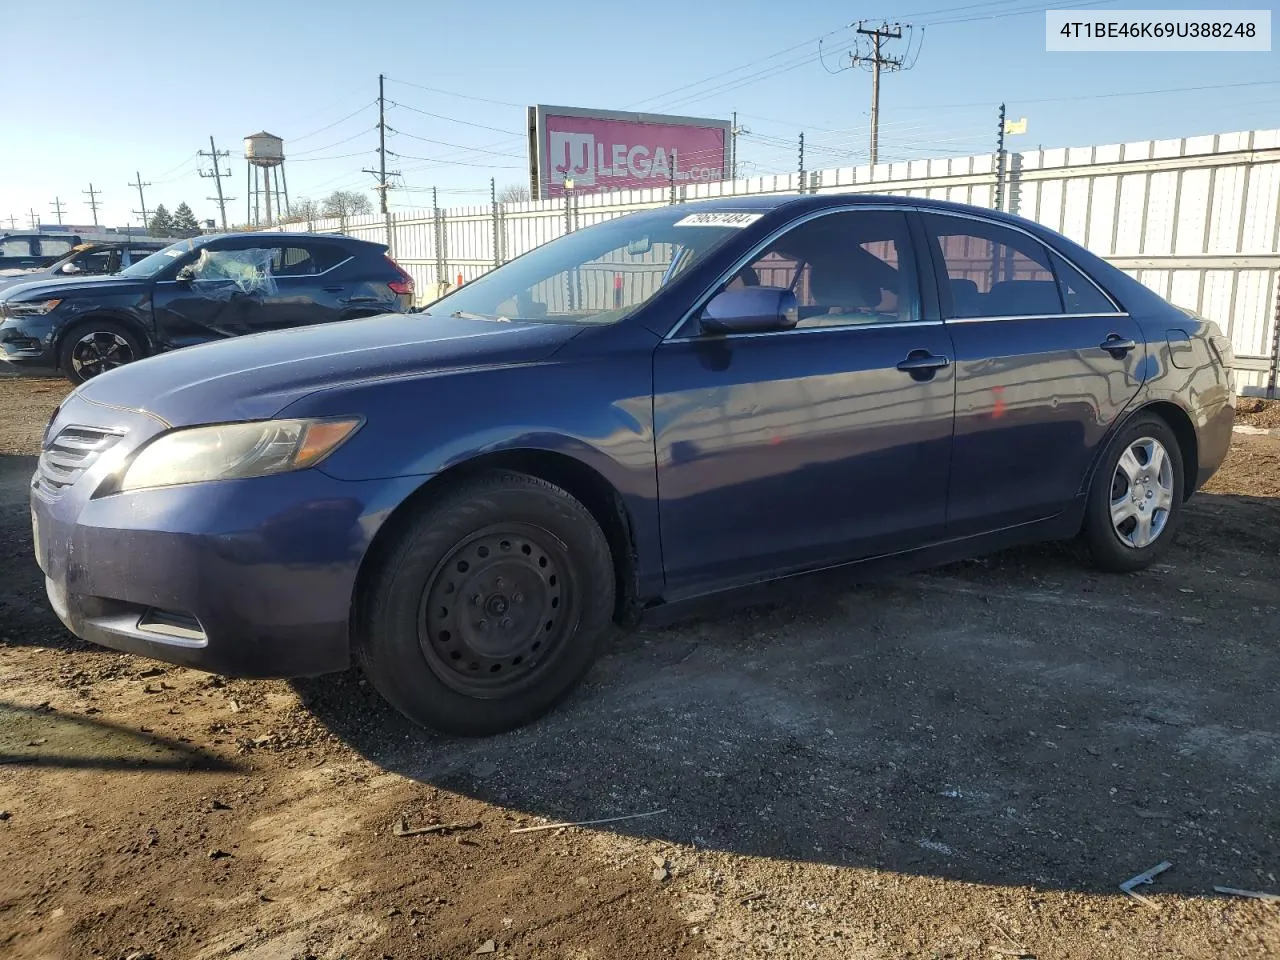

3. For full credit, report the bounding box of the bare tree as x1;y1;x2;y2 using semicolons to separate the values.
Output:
320;190;374;219
280;197;321;223
497;183;531;203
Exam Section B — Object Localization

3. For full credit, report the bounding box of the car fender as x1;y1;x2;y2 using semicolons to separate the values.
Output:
54;306;155;357
276;354;664;594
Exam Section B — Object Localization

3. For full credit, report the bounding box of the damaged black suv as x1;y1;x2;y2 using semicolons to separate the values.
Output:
0;232;416;383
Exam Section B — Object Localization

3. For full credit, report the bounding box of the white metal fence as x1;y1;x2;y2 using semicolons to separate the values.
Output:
269;127;1280;393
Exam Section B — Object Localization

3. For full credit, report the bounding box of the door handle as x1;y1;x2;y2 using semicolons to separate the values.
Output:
1099;334;1138;356
896;351;952;373
322;285;345;293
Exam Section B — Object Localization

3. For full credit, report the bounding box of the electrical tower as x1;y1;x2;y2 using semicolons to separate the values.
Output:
50;197;66;225
129;171;152;231
83;183;101;226
363;74;400;214
199;136;234;230
849;21;920;165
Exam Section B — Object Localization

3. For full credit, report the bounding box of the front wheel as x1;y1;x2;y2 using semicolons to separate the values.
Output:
1080;414;1184;573
356;471;616;736
59;321;144;384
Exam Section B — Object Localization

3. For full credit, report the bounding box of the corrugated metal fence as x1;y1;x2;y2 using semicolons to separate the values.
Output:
270;127;1280;392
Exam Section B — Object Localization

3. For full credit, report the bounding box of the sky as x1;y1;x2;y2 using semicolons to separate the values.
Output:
2;0;1277;230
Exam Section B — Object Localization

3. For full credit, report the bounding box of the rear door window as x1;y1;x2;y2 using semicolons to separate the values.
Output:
1;237;33;257
1050;251;1118;314
36;238;76;258
269;243;348;276
924;215;1065;319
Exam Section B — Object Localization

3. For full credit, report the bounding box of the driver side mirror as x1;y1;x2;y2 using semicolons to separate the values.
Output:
61;263;82;275
699;286;799;335
175;265;196;284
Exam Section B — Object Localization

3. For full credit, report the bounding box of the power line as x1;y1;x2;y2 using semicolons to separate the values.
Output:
151;153;200;180
897;77;1280;111
388;100;522;136
386;149;524;169
291;101;377;142
387;128;524;159
293;128;374;157
924;0;1119;25
383;76;525;108
293;151;373;163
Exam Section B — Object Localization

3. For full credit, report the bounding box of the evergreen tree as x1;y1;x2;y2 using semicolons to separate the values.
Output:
171;202;200;237
148;204;173;237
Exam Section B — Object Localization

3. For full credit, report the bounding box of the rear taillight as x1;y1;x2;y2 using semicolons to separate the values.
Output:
385;255;415;297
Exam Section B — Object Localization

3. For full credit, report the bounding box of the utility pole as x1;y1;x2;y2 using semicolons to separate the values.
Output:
50;197;66;225
363;73;400;215
199;136;234;230
798;132;805;193
3;214;16;230
83;184;101;226
28;208;38;229
994;102;1007;211
129;171;151;230
851;21;912;166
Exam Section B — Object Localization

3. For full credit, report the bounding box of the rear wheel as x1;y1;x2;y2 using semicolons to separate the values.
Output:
1080;414;1184;573
356;471;615;736
59;321;143;384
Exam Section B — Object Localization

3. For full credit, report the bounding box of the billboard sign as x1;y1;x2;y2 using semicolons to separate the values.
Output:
528;105;731;200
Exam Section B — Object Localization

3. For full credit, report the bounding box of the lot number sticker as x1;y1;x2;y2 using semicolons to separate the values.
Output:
673;212;763;228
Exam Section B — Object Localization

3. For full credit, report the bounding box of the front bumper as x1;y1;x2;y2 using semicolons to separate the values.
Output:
0;316;58;366
32;394;425;677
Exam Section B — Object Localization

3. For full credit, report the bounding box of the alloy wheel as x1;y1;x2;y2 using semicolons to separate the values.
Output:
70;331;135;379
1109;436;1175;549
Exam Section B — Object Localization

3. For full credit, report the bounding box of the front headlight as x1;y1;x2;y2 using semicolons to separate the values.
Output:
5;298;62;317
118;417;361;492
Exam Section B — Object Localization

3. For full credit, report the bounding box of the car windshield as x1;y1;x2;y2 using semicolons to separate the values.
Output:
119;239;199;279
423;207;758;325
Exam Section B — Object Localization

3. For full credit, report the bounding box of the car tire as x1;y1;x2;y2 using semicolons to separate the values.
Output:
355;470;616;736
59;321;144;385
1080;414;1185;573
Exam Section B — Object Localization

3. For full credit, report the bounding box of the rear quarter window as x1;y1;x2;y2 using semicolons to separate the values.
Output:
37;238;75;258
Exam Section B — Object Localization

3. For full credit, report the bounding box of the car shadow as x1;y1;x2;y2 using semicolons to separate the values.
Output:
0;700;240;772
301;490;1280;897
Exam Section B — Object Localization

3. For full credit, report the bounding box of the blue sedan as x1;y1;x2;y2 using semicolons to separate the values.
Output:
30;195;1236;735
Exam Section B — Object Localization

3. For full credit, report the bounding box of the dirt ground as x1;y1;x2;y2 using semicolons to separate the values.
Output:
1;377;1278;960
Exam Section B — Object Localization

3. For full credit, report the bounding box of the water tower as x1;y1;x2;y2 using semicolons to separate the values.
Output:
244;131;291;226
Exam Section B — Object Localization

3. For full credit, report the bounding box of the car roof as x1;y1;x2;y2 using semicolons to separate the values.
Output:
197;231;381;247
667;192;1047;230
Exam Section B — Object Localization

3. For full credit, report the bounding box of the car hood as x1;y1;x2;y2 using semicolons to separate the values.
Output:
74;312;585;425
0;274;139;301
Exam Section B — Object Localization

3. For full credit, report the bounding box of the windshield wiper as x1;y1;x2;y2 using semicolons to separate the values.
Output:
451;310;511;322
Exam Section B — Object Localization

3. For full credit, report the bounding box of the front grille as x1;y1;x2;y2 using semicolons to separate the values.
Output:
35;425;124;498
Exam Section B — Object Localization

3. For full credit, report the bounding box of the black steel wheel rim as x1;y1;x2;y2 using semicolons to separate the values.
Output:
417;524;577;698
71;331;135;378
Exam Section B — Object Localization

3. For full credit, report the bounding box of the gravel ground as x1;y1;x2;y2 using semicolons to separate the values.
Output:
1;377;1278;960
